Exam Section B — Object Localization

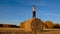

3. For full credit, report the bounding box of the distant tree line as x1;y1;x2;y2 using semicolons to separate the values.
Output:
0;24;20;28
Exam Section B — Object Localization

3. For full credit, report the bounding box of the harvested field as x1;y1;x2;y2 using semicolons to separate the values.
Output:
0;28;60;34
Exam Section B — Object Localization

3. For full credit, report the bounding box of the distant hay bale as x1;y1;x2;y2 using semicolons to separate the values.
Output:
20;22;25;28
44;21;54;29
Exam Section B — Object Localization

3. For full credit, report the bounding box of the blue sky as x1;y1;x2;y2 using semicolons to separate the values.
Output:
0;0;60;25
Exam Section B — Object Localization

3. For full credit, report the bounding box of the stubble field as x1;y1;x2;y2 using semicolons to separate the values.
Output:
0;28;60;34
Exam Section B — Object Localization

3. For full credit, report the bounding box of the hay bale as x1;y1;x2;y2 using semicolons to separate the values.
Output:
20;18;43;32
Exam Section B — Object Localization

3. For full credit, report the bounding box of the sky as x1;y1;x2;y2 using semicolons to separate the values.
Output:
0;0;60;25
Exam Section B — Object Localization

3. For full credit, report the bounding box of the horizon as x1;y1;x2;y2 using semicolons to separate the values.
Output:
0;0;60;25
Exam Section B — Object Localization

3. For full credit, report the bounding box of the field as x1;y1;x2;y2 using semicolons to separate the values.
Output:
0;28;60;34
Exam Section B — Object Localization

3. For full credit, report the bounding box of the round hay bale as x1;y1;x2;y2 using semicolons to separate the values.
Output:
24;18;43;32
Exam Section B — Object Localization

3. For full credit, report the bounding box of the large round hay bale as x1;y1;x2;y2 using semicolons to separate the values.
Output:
24;18;43;32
